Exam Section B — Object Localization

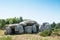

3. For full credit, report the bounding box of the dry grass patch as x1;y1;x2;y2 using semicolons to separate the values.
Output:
12;34;60;40
0;30;5;36
0;30;60;40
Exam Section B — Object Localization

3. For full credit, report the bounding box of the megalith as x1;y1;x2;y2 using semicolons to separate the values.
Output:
15;24;24;34
39;22;52;32
25;26;32;33
5;27;11;34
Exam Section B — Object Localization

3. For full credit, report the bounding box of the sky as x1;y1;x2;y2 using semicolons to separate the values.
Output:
0;0;60;24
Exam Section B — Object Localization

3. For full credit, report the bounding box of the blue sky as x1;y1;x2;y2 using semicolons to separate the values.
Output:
0;0;60;24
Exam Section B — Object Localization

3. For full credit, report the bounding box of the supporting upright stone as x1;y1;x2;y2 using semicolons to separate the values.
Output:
32;24;37;33
15;24;24;34
5;27;11;34
39;23;52;32
25;26;32;33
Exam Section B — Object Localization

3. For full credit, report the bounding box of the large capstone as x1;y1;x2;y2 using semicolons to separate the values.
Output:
39;23;52;32
25;26;32;33
19;19;37;26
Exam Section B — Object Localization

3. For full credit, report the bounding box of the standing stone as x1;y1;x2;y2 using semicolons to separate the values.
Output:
15;24;24;34
39;23;52;32
25;26;32;33
32;24;37;33
5;27;11;34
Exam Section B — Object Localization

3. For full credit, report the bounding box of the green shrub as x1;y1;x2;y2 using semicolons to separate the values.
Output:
51;29;60;36
0;36;12;40
39;30;52;37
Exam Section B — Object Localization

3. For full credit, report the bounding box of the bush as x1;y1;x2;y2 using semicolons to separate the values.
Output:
39;30;52;37
51;29;60;36
51;22;56;30
55;23;60;29
0;19;6;29
0;36;12;40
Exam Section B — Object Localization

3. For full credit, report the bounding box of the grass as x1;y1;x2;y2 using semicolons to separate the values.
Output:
0;36;12;40
0;30;60;40
12;34;60;40
0;30;5;36
0;30;12;40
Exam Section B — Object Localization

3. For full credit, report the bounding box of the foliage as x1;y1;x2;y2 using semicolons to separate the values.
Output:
51;29;60;36
0;19;6;29
9;18;14;24
51;22;56;30
39;30;52;37
0;17;23;29
55;23;60;29
5;17;23;24
19;17;23;22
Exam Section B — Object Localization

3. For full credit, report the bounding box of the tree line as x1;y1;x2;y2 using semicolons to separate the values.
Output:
0;17;60;30
51;22;60;30
0;17;23;29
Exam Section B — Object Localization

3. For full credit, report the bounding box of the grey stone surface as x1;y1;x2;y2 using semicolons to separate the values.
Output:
19;20;37;26
25;26;32;33
16;25;24;33
39;23;52;32
5;27;11;34
32;24;37;33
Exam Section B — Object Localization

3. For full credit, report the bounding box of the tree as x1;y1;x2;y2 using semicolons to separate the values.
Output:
0;19;6;29
9;19;13;24
12;17;18;23
15;17;23;23
5;19;10;24
0;17;24;29
51;22;56;29
20;17;23;22
55;23;60;29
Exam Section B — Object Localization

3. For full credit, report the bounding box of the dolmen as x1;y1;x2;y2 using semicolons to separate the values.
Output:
5;20;39;35
5;24;24;34
39;22;52;32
